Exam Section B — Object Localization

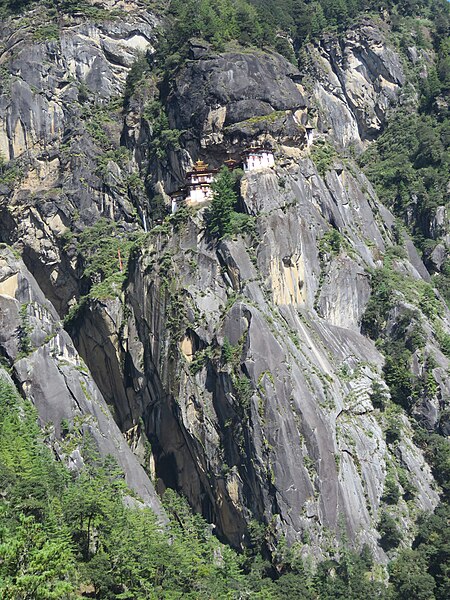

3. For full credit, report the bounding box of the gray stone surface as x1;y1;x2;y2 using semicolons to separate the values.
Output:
306;23;405;148
0;5;158;313
0;5;448;560
0;247;163;517
113;152;444;555
168;49;306;132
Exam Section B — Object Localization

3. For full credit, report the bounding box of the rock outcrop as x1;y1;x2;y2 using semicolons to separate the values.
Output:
305;22;405;148
0;3;448;562
0;246;163;516
155;46;308;192
108;155;444;554
0;2;157;313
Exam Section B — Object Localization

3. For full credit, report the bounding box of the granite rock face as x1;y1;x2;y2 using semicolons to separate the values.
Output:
167;48;306;133
0;4;448;560
305;22;405;148
161;46;308;190
0;247;163;516
0;3;157;313
112;156;445;554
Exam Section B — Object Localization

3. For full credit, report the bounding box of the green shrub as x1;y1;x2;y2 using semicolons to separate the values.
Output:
222;337;237;364
189;349;209;374
385;413;402;444
77;219;139;282
370;381;389;411
434;258;450;307
17;303;33;358
414;428;450;498
397;468;416;500
229;211;256;238
123;54;151;106
382;476;401;504
143;100;181;160
319;228;344;260
95;147;131;177
389;550;436;600
378;510;403;551
419;284;441;318
361;266;395;339
310;140;338;177
0;153;22;187
233;375;253;414
32;23;59;41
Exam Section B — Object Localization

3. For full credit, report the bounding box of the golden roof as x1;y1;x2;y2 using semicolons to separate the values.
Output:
186;159;219;179
193;159;209;171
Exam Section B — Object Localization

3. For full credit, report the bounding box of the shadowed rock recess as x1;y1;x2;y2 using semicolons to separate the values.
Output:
0;0;448;563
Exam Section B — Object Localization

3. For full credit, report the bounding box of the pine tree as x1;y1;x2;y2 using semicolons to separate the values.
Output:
205;166;237;239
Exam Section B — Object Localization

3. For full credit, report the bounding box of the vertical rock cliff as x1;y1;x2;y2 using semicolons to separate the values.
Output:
0;0;448;564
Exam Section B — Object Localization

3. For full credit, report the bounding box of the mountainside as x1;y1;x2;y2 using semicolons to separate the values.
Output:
0;0;449;597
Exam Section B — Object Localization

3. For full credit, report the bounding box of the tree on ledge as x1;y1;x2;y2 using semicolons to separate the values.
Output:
205;166;237;239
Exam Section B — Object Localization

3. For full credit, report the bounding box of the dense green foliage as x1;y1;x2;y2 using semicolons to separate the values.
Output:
77;220;136;284
143;100;182;160
0;0;123;20
64;219;144;305
309;140;338;177
359;252;450;597
361;113;448;227
205;167;255;239
205;167;238;239
360;0;449;303
160;0;270;58
361;111;450;300
361;249;449;418
0;374;389;598
3;0;449;65
0;376;247;598
360;236;450;597
158;0;450;61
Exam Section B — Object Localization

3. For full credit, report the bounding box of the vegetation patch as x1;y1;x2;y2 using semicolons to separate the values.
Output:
0;154;23;187
205;166;256;240
377;510;403;551
17;303;33;359
63;220;145;326
143;99;182;160
0;376;259;598
32;23;59;41
310;139;338;177
77;219;143;298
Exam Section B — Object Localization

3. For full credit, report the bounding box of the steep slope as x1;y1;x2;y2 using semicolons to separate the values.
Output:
0;0;448;567
0;245;163;513
304;20;405;147
109;156;444;554
0;1;157;313
0;1;162;509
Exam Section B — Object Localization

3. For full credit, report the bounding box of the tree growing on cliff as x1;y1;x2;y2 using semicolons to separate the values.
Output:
205;166;237;239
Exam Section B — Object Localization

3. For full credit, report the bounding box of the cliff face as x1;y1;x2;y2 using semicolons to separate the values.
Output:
141;45;309;195
0;0;162;510
112;159;445;554
0;2;157;313
304;21;405;148
0;2;448;559
0;246;163;516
